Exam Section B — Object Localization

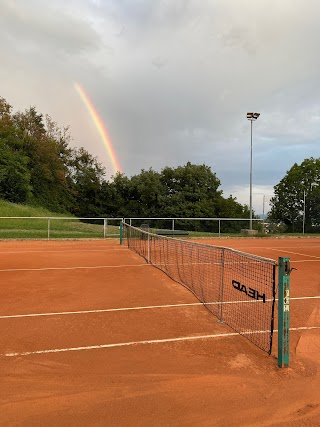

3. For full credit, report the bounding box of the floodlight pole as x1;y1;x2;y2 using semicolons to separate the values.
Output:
250;119;253;230
247;112;260;231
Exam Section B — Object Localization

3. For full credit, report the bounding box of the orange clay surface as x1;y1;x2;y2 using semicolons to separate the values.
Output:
0;237;319;426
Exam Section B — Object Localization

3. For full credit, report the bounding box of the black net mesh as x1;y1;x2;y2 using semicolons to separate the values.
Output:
124;223;276;354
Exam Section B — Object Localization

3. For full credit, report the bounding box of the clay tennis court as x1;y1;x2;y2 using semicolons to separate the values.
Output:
0;237;319;426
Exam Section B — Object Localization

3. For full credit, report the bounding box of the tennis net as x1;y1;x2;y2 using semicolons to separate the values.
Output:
123;223;276;354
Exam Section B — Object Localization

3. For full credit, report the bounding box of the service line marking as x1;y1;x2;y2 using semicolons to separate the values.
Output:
1;296;319;319
267;248;320;259
0;249;125;255
2;326;320;357
0;258;317;273
0;264;151;272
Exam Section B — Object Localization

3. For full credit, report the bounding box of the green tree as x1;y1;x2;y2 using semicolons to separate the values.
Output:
0;146;31;203
128;169;163;217
216;195;251;232
268;158;320;232
101;163;253;231
0;97;12;122
70;147;106;216
0;98;32;203
103;172;133;217
158;162;222;230
13;106;45;140
12;107;74;211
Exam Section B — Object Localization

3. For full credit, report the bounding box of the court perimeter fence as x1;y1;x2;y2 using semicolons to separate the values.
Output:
0;216;279;239
124;217;267;235
0;217;123;239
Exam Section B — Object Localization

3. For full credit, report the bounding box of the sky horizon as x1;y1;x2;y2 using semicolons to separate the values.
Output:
1;0;319;214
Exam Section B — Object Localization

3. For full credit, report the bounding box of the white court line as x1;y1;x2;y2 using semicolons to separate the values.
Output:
265;245;320;250
0;249;125;254
0;303;203;319
1;296;319;319
2;326;320;357
0;261;258;272
0;264;150;272
267;248;320;259
1;260;311;272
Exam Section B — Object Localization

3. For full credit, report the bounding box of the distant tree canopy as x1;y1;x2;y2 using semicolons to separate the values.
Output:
103;163;252;226
0;96;105;214
0;95;253;230
268;158;320;232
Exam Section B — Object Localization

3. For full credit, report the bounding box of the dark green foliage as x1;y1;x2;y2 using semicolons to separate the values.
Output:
13;108;75;212
99;163;251;232
268;158;320;232
160;162;221;217
216;196;251;233
69;147;105;217
130;169;163;217
0;98;32;203
0;145;31;203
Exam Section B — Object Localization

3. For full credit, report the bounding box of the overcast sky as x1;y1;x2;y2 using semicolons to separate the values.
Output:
1;0;319;213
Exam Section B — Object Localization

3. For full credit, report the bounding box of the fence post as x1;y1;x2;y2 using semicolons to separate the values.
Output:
119;220;123;245
278;257;291;368
172;219;175;230
47;218;50;240
218;219;221;237
103;219;106;238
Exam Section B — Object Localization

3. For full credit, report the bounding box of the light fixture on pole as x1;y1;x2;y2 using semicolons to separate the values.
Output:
247;112;260;230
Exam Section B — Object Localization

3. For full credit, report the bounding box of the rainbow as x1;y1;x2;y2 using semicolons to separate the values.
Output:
74;82;121;175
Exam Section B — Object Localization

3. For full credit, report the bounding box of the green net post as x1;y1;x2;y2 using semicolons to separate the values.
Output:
119;220;123;245
278;257;291;368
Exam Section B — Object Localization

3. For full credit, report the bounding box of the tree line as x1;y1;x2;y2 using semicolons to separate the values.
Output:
0;96;250;226
0;96;319;232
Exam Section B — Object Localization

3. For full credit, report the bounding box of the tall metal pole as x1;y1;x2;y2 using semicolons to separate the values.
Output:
249;120;253;230
247;112;260;231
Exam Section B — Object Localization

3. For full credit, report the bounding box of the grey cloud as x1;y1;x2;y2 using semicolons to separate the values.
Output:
0;0;101;55
1;0;320;213
217;26;258;56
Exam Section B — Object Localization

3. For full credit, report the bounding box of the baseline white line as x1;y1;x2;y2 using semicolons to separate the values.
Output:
2;326;320;357
1;296;319;319
0;264;150;272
